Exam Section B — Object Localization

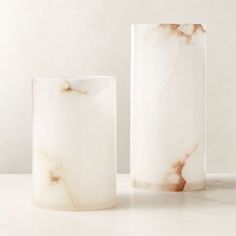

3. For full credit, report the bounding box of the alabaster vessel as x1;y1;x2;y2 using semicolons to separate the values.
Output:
131;24;206;191
33;76;116;210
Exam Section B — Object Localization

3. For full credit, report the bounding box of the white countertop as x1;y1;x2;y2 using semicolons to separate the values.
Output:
0;174;236;236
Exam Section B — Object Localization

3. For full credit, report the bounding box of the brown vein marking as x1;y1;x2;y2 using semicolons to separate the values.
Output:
48;165;78;207
61;81;87;95
36;149;79;208
159;24;205;43
48;170;61;184
163;144;198;192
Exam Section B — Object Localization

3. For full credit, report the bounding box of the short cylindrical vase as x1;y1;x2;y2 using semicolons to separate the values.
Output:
33;76;117;210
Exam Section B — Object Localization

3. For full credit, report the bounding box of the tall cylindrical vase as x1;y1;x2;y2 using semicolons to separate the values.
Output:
33;76;116;210
131;24;206;191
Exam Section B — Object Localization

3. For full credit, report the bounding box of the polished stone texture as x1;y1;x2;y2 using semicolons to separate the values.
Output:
0;174;236;236
131;24;206;191
33;76;116;210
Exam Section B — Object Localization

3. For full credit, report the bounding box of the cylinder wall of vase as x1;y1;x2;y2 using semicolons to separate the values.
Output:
130;24;206;191
33;76;116;210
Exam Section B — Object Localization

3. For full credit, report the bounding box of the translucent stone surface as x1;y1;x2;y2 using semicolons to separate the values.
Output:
131;24;206;191
33;76;117;210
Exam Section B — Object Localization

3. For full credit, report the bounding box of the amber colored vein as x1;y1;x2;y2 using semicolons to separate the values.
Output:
163;144;198;192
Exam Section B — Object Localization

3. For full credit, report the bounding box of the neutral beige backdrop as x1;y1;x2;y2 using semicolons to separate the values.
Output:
0;0;235;173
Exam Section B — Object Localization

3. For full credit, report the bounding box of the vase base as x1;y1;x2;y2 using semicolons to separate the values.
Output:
131;178;205;192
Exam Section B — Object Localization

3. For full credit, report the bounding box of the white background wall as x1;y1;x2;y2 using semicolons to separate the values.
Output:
0;0;236;173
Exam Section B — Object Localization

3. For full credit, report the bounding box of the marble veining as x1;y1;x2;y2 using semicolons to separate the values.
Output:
33;77;117;211
163;144;198;192
34;149;79;209
1;174;236;236
131;24;206;192
48;167;62;184
160;24;205;43
61;81;88;95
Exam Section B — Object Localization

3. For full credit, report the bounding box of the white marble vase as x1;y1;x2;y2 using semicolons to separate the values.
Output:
33;76;116;210
131;24;206;191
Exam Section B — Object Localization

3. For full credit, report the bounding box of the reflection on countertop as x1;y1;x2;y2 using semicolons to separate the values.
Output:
0;174;236;236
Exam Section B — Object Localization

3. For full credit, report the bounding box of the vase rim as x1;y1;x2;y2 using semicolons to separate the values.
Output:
33;75;116;82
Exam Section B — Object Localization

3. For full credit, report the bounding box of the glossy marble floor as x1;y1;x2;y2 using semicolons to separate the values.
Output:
0;174;235;236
